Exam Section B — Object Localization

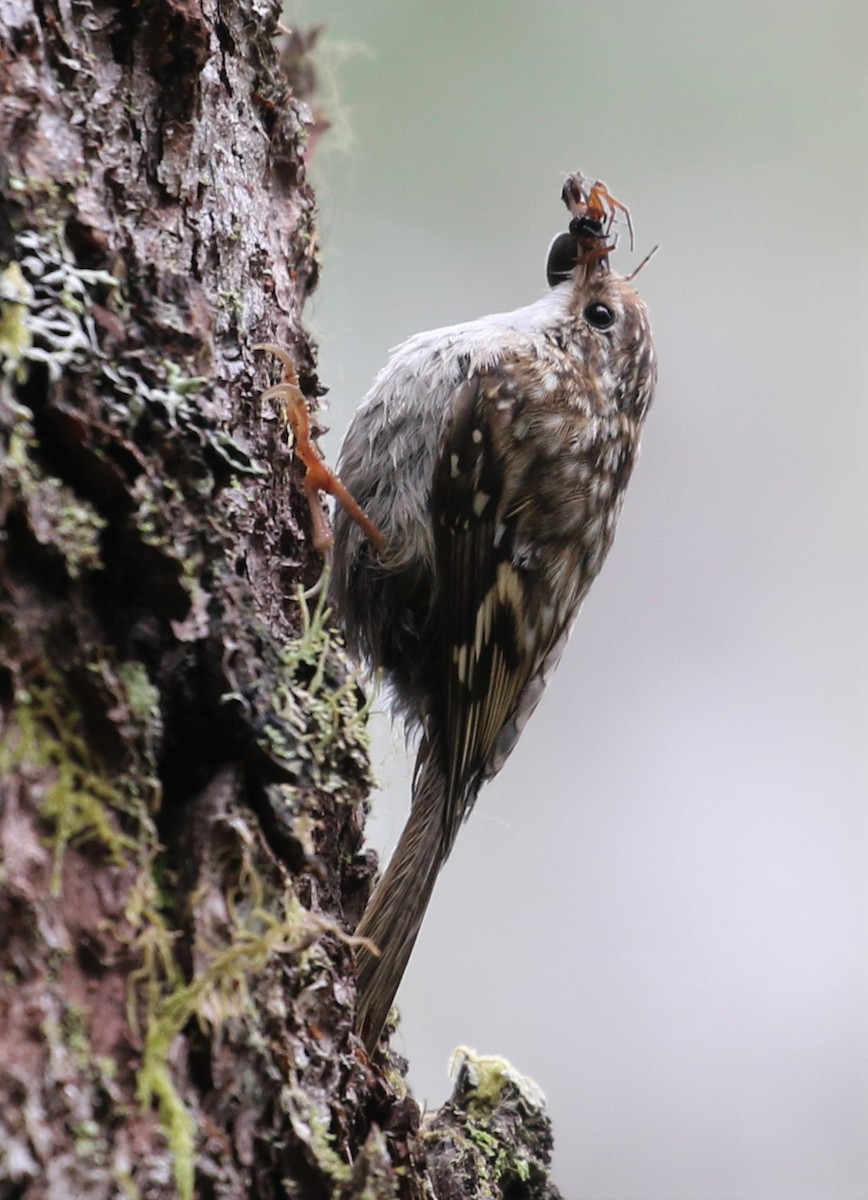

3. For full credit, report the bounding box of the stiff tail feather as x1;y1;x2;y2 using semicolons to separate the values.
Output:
354;751;452;1052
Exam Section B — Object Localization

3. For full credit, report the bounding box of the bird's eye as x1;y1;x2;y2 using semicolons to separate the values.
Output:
583;301;615;330
545;231;578;288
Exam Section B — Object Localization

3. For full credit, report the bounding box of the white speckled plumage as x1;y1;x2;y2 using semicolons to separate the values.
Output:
331;190;657;1053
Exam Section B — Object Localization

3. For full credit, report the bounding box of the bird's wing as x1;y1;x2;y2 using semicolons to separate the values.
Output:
431;369;567;849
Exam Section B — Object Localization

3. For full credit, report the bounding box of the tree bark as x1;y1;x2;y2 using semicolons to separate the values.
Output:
0;2;563;1197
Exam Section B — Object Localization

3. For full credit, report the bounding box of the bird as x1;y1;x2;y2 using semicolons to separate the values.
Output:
330;172;658;1053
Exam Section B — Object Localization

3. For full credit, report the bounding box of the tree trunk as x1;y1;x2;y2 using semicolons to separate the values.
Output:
0;2;563;1197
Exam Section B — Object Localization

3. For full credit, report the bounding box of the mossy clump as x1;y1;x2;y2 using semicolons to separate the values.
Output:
254;580;373;795
422;1047;560;1199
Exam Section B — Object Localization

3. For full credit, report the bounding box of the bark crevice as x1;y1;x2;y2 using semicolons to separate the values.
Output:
0;2;564;1196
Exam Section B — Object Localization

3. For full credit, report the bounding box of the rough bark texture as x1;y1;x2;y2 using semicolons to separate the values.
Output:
0;2;564;1197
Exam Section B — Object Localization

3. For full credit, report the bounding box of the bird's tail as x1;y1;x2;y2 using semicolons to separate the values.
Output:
354;747;453;1052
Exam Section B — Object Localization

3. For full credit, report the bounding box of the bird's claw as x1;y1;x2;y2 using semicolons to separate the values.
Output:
255;344;386;559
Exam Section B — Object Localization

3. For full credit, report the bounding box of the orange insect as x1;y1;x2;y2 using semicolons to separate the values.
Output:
561;172;634;267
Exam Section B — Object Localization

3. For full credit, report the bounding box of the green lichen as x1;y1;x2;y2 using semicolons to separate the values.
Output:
40;1003;121;1173
58;1001;94;1065
117;662;161;726
0;261;35;377
114;1166;142;1200
12;228;119;378
449;1046;547;1119
1;404;107;577
260;579;373;791
137;1057;196;1200
135;883;314;1200
0;673;193;1188
2;687;139;893
69;1117;104;1161
419;1048;551;1194
51;488;107;577
219;289;243;317
207;427;268;476
155;359;269;477
130;796;335;1200
301;1109;352;1185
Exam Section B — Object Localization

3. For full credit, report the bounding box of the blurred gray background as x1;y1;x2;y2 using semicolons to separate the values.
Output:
287;2;867;1195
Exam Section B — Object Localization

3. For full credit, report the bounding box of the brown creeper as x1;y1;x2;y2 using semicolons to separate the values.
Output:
332;173;657;1052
